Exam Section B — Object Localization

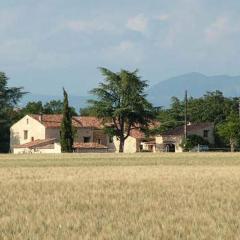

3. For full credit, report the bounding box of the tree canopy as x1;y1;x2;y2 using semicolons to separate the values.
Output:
60;89;74;153
217;113;240;152
21;100;77;116
89;68;155;152
0;72;26;152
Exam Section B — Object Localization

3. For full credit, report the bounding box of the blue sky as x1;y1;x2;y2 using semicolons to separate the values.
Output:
1;0;240;96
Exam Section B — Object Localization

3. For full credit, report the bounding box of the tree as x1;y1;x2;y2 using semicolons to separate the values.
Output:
89;68;155;152
60;89;73;153
44;100;63;114
21;100;77;116
79;107;95;116
217;113;240;152
21;101;43;115
181;135;209;151
0;72;26;152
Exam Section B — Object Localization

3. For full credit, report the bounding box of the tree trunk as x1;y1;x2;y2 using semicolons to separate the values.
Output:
119;137;125;153
230;138;235;152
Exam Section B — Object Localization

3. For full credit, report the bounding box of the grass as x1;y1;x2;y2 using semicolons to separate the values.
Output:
0;153;240;239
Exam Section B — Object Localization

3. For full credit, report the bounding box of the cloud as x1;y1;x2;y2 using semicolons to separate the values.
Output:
65;20;116;33
205;16;240;42
154;14;170;22
126;14;148;33
104;40;143;64
205;17;229;42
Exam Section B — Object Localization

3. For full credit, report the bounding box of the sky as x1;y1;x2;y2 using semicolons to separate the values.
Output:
1;0;240;96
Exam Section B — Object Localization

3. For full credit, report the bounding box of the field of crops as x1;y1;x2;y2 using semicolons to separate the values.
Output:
0;153;240;239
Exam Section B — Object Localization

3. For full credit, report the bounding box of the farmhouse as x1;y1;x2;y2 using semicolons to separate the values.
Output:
155;122;215;152
10;114;114;154
113;128;156;153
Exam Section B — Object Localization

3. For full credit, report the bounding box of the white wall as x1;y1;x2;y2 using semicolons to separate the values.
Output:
10;115;45;150
113;136;138;153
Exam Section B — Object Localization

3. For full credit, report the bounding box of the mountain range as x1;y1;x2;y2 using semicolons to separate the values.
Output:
148;72;240;107
20;73;240;111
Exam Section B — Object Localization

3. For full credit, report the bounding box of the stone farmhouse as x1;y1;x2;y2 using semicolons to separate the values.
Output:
10;114;215;154
155;122;215;152
10;114;155;154
10;114;113;154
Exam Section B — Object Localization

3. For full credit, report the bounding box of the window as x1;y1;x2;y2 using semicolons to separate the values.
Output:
31;137;34;142
97;139;101;144
26;118;29;124
84;137;91;143
109;136;113;143
203;130;209;138
24;130;28;140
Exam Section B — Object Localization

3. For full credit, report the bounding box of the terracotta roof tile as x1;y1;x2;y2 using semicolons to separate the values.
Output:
162;122;214;136
30;115;102;129
73;117;103;128
14;138;56;149
129;129;146;139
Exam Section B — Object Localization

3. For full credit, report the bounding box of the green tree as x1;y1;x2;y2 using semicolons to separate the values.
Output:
79;107;95;116
217;113;240;152
89;68;155;152
60;89;73;153
44;100;77;115
44;100;63;114
0;72;26;152
21;101;43;115
181;135;209;151
21;100;77;116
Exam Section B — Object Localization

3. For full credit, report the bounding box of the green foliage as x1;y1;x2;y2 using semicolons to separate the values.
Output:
79;107;95;116
181;135;209;151
21;101;44;115
217;113;240;152
89;68;155;152
60;89;73;153
21;100;77;116
156;91;240;149
0;72;26;152
158;91;238;127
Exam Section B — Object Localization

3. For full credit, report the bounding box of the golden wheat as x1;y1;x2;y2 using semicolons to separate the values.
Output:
0;153;239;239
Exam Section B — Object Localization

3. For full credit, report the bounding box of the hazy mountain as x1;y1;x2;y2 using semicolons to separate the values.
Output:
20;73;240;111
20;94;90;112
148;73;240;107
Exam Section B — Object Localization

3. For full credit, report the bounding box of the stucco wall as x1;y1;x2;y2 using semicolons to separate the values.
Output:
188;125;215;145
10;115;45;150
93;130;108;145
155;135;183;152
113;136;138;153
45;128;60;140
156;124;214;152
13;143;61;154
75;128;94;142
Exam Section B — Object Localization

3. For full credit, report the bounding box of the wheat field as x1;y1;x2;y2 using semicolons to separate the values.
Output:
0;153;240;239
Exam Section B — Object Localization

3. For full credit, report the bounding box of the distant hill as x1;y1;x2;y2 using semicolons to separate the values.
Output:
20;73;240;111
20;94;90;112
148;73;240;107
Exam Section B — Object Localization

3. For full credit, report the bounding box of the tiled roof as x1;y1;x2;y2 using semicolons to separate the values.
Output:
129;121;160;139
30;115;102;129
129;129;146;139
143;140;156;145
162;123;213;136
14;138;56;149
73;116;103;128
73;142;108;149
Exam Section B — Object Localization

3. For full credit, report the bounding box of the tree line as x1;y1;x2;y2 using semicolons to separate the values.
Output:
1;69;240;153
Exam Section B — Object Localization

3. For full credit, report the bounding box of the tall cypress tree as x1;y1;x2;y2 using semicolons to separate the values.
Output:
60;88;73;153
